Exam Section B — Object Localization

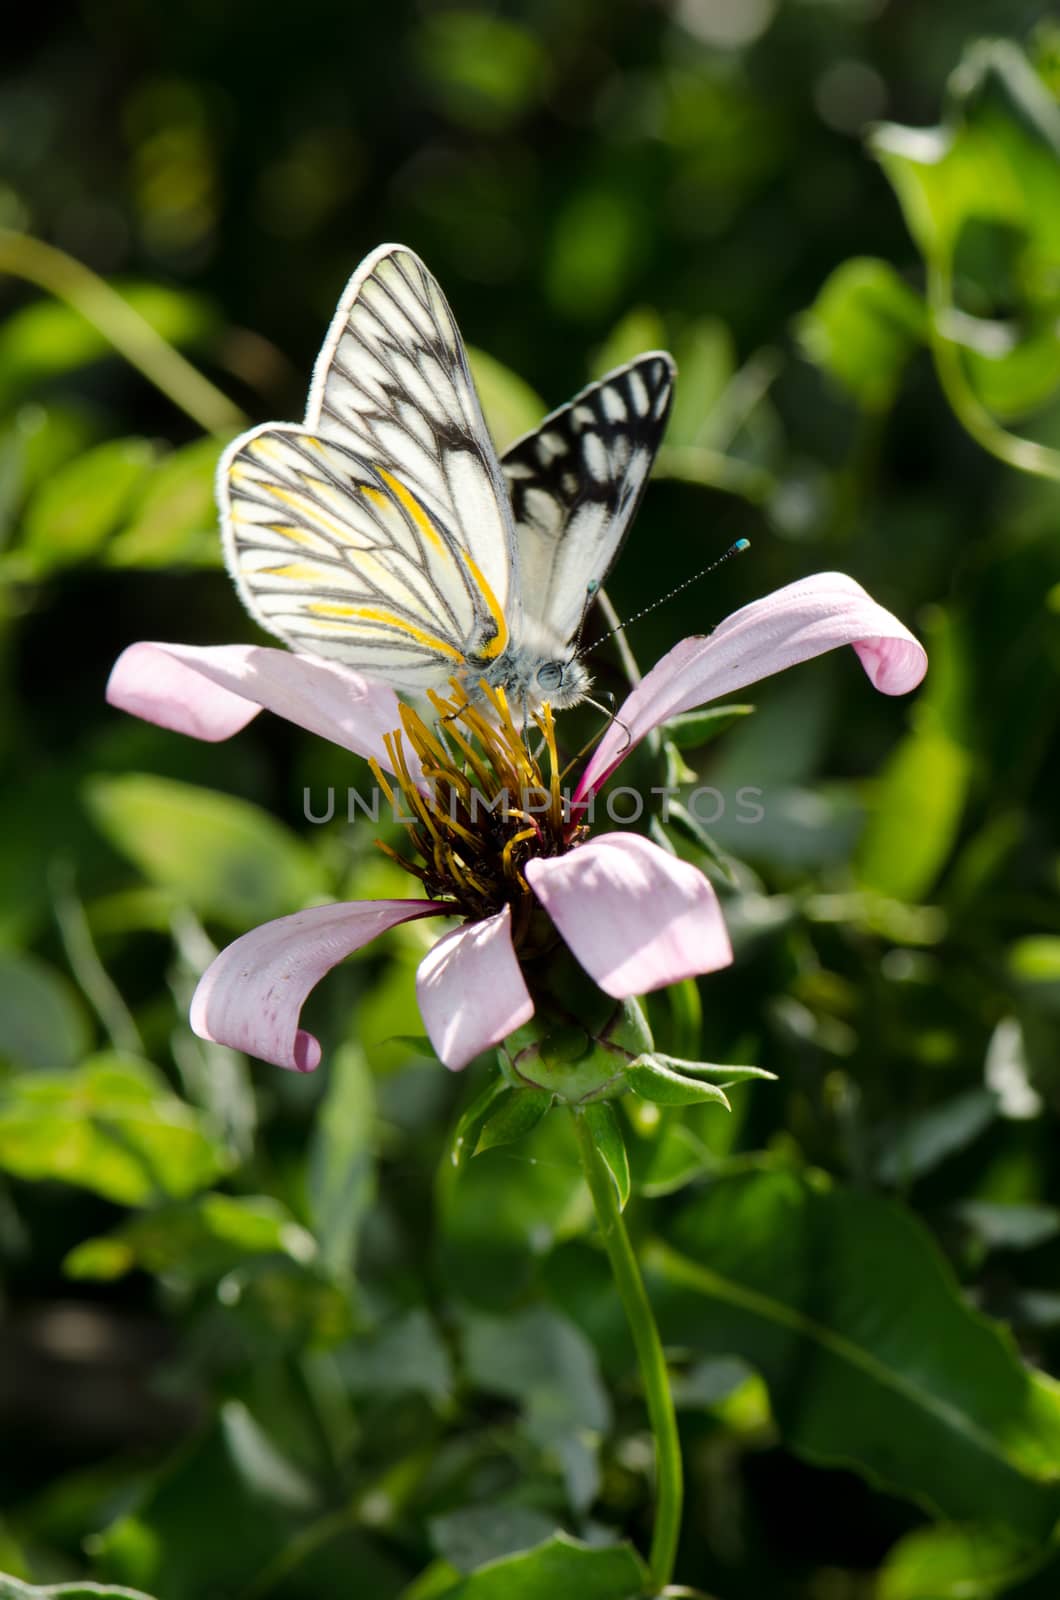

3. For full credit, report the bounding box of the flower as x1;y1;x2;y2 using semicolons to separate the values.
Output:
107;571;927;1072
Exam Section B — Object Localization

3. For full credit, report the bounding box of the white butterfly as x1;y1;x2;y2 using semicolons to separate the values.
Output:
219;243;674;717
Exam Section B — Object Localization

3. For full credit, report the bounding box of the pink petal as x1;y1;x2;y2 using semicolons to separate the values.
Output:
416;906;534;1071
526;833;732;998
191;900;446;1072
107;642;406;768
577;572;928;799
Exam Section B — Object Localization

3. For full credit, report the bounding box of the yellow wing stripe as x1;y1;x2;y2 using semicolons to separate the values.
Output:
261;482;358;544
306;602;463;660
458;549;509;659
376;468;447;558
258;562;335;582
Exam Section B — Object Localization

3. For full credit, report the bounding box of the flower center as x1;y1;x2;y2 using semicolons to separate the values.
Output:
370;682;583;935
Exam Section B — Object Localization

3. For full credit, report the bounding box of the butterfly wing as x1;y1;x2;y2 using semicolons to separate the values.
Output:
499;353;675;649
220;244;517;684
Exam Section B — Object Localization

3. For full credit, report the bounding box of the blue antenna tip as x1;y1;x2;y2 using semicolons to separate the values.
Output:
733;537;750;553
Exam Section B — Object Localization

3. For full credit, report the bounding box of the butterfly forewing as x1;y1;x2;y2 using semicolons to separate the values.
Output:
500;353;675;646
306;244;518;632
220;244;520;685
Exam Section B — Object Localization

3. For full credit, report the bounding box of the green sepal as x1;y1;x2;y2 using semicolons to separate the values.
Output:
449;1075;510;1169
581;1101;631;1210
648;1053;777;1086
475;1089;554;1154
661;704;756;750
628;1054;733;1109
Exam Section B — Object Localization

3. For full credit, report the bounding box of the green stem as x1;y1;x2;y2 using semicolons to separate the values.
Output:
571;1106;682;1594
927;261;1060;483
0;228;248;436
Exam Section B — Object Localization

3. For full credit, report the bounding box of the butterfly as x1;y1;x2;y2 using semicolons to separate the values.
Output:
219;243;675;719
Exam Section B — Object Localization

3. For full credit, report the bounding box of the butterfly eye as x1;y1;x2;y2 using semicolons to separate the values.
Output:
536;661;565;691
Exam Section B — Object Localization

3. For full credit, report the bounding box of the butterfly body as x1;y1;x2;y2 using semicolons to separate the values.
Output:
220;244;674;720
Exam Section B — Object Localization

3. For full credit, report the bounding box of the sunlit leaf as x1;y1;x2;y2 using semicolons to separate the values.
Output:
878;1522;1050;1600
107;436;230;567
443;1534;647;1600
797;257;926;411
63;1193;316;1282
0;281;217;399
466;348;545;453
429;1506;558;1577
85;773;328;926
0;1053;229;1204
20;438;157;571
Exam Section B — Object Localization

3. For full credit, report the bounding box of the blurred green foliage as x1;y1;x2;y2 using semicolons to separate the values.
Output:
3;3;1060;1598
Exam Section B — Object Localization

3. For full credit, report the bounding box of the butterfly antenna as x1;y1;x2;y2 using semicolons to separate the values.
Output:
578;538;750;659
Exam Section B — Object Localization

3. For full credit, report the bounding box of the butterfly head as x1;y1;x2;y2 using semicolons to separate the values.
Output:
462;635;590;721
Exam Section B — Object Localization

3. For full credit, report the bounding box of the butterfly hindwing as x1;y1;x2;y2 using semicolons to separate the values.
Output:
499;352;675;647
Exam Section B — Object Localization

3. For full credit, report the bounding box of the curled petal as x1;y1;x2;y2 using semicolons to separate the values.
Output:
577;572;928;798
416;906;534;1071
526;832;732;998
191;900;446;1072
107;642;406;768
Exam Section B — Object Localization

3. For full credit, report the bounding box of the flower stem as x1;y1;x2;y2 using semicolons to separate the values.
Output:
0;227;247;436
570;1105;682;1594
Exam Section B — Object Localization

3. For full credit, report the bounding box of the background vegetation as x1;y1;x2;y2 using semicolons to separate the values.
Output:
2;2;1060;1597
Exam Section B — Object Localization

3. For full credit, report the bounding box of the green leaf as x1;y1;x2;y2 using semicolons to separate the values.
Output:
440;1111;590;1305
666;315;736;447
797;257;927;411
871;40;1060;269
581;1101;630;1210
591;305;667;378
340;1308;453;1406
93;1402;401;1600
21;438;158;571
878;1523;1050;1600
875;1090;998;1185
85;773;328;926
462;1306;611;1512
0;281;217;398
0;949;92;1069
308;1043;375;1280
475;1088;552;1153
660;704;755;750
857;607;972;902
63;1193;316;1282
466;348;546;453
649;1165;1060;1538
0;1053;229;1205
627;1054;732;1109
429;1506;558;1575
106;436;230;567
445;1534;647;1600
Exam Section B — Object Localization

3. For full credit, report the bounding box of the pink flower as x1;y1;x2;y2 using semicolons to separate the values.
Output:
107;572;926;1072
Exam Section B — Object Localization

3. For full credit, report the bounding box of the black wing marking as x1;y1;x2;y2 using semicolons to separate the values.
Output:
499;352;675;647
